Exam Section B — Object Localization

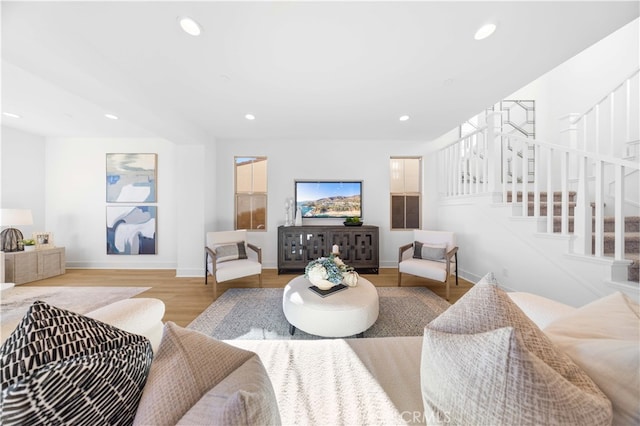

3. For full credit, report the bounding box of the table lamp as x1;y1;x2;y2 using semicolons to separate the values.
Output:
0;209;34;252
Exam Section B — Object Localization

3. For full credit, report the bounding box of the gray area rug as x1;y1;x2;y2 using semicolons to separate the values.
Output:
188;287;450;340
1;286;150;328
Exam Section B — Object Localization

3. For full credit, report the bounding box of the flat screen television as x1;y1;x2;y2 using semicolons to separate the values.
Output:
295;180;362;219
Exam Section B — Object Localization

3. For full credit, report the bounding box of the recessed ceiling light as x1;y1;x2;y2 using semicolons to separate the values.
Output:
104;113;119;120
179;16;202;36
245;114;256;121
2;112;22;119
474;23;497;40
399;115;410;122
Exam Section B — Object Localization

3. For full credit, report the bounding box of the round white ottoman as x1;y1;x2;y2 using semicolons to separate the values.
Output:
282;275;379;338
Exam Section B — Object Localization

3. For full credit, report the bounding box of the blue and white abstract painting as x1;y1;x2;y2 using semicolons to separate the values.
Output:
106;206;157;255
106;153;157;202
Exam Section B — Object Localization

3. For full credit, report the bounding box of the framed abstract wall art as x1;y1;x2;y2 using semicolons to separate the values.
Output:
106;206;157;255
106;153;157;202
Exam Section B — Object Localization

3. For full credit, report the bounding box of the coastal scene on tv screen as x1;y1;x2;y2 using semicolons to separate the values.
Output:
296;181;361;218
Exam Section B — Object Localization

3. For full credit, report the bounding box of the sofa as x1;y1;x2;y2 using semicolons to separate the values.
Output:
226;286;638;425
2;281;638;425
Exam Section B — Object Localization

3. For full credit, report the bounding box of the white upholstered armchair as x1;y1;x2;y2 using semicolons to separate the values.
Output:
398;230;458;301
205;230;262;297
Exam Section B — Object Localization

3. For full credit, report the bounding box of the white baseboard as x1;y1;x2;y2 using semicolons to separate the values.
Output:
175;268;205;277
66;261;177;269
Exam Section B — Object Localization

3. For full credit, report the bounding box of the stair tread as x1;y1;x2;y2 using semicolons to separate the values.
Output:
603;252;639;262
599;232;640;238
554;216;640;220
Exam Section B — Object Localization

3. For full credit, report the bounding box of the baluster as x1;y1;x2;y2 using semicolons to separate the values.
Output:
594;161;604;257
522;139;528;217
450;144;455;196
447;146;452;197
511;137;518;208
625;78;631;145
473;134;479;194
467;137;472;195
468;136;473;194
482;130;489;192
610;92;615;157
573;154;591;255
502;135;508;203
546;147;554;233
460;139;465;196
463;138;468;194
533;144;540;217
614;165;625;261
448;144;453;196
560;151;569;234
453;143;460;195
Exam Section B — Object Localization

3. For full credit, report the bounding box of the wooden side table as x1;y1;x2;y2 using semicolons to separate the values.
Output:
3;247;66;284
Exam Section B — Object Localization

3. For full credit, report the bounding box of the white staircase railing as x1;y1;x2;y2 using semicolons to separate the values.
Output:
438;112;639;267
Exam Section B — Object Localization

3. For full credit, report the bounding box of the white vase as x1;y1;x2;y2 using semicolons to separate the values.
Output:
24;245;35;252
295;208;302;226
342;271;359;287
309;276;335;290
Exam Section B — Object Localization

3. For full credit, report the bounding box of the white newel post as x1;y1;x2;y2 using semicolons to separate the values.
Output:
572;153;592;255
486;112;503;200
562;113;592;254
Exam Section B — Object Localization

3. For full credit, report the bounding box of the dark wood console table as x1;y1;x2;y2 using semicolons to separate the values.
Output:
277;225;379;274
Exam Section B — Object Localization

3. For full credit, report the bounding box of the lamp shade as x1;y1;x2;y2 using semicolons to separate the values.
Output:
0;209;33;226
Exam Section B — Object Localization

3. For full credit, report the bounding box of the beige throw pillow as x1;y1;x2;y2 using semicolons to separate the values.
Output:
177;355;281;425
421;283;612;425
413;242;447;261
545;292;640;425
133;322;280;426
214;242;247;263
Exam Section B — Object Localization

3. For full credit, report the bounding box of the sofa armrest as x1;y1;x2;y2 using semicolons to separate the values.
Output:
247;243;262;264
86;298;165;352
398;243;413;263
507;292;576;330
205;246;218;276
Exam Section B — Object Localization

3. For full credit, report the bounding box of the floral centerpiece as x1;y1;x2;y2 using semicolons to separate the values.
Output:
305;254;359;290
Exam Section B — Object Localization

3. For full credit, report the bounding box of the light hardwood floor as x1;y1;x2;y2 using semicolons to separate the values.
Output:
23;269;474;327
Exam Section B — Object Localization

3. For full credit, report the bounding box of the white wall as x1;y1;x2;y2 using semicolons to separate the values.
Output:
0;126;46;238
176;144;206;276
213;139;433;268
44;137;205;271
507;18;639;144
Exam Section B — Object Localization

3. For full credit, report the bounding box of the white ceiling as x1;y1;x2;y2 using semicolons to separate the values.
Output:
1;1;638;144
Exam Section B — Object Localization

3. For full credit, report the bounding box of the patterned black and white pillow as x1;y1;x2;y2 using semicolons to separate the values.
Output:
214;242;248;263
1;301;153;425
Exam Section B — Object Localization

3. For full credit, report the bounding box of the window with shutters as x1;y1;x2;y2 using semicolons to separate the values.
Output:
235;156;267;231
390;157;421;230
